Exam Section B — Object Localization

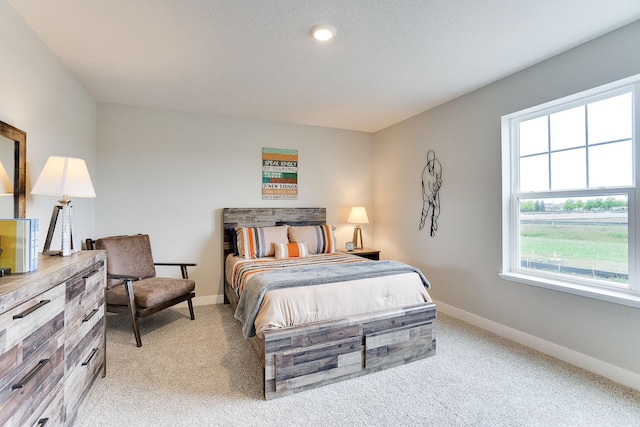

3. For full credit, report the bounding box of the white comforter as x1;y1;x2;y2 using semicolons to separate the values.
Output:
226;253;431;337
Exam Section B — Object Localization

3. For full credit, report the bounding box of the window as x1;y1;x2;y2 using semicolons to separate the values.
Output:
501;76;640;307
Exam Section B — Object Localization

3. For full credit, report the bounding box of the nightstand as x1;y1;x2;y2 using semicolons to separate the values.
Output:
341;247;380;260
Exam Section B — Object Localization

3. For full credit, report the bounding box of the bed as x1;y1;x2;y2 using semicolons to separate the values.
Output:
223;207;436;400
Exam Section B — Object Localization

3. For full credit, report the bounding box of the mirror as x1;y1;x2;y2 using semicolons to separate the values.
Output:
0;121;26;218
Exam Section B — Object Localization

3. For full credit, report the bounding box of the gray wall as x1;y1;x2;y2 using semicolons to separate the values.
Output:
96;103;374;301
0;0;97;249
373;21;640;384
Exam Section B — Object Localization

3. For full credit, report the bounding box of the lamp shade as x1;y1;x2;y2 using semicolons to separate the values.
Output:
0;161;13;195
31;156;96;199
347;206;369;224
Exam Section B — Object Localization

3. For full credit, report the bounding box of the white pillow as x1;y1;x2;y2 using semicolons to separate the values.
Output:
236;225;289;258
287;225;336;254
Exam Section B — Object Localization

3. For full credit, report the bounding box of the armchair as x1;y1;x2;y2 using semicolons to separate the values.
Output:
87;234;196;347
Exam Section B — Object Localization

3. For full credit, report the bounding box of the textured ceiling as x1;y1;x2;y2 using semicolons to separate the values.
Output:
8;0;640;133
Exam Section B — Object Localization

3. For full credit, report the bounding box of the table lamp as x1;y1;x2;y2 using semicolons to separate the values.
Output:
347;206;369;249
31;156;96;256
0;161;13;195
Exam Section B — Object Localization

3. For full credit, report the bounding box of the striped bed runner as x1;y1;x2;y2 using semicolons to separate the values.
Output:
230;252;367;295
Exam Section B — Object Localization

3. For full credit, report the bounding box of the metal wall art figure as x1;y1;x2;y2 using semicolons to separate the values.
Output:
419;150;442;236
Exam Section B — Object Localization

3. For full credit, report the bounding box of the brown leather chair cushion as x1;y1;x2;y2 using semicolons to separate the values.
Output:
96;234;157;289
106;277;195;308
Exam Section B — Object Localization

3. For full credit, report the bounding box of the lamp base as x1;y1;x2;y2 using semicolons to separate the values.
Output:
352;226;364;249
42;203;76;256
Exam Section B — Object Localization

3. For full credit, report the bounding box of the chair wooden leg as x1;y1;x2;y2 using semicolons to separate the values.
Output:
123;279;143;347
187;296;195;320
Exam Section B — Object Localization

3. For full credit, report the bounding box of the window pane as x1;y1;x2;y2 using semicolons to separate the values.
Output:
550;148;586;190
589;141;633;187
588;92;632;145
550;106;585;151
520;116;548;156
520;154;548;192
519;195;628;286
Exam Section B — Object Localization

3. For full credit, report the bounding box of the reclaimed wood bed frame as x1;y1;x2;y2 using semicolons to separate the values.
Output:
223;207;436;400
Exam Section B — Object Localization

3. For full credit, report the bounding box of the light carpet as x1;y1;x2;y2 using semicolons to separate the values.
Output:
75;305;640;426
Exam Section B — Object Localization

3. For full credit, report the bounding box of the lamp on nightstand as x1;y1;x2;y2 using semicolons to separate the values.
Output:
347;206;369;249
31;156;96;256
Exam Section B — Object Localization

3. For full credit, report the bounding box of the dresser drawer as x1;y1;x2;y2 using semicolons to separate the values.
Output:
65;261;105;334
64;320;104;425
25;384;65;427
65;261;106;354
0;338;64;427
0;284;65;385
0;284;65;427
0;285;65;362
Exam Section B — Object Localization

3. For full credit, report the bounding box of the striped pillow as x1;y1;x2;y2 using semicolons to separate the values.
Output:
236;225;289;258
274;242;309;259
288;224;336;254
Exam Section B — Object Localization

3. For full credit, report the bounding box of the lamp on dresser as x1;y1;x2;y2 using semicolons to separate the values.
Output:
347;206;369;249
31;156;96;256
0;161;13;195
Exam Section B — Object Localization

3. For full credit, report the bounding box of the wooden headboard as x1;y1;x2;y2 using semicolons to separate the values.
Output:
222;207;326;259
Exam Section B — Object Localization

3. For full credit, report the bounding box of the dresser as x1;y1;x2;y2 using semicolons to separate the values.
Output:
0;251;107;427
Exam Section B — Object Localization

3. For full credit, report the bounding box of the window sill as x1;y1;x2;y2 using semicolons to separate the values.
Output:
499;272;640;309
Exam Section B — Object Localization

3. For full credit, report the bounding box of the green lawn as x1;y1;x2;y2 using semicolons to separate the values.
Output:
520;223;628;274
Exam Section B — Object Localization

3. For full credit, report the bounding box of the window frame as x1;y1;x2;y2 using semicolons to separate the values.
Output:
501;75;640;308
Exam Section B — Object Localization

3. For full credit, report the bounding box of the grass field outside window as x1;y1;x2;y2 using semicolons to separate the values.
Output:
520;219;628;283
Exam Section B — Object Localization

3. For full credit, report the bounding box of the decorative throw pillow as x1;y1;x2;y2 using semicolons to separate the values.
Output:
236;225;289;258
288;224;336;254
274;242;309;259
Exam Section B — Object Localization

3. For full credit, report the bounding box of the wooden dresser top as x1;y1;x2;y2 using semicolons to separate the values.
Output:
0;250;106;313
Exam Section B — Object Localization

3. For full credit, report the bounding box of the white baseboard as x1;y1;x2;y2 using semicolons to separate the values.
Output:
433;299;640;392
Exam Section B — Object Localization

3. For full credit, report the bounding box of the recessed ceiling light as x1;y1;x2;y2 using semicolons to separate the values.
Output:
310;24;336;41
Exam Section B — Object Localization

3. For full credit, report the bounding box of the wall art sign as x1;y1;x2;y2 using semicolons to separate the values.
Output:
419;150;442;236
262;148;298;200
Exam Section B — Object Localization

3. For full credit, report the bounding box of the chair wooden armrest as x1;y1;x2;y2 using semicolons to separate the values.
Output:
153;262;197;279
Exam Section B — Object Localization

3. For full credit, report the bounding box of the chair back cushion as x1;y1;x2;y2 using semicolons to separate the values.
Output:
96;234;156;288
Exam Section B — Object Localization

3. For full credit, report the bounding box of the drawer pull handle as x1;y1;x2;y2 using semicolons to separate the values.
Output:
82;348;99;366
11;359;49;390
37;418;49;426
83;269;100;279
13;300;50;319
82;308;99;322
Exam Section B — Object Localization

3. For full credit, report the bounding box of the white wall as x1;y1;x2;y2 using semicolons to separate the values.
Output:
374;21;640;382
96;103;373;302
0;1;96;249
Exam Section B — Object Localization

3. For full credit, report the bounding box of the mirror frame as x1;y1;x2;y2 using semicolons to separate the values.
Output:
0;120;26;218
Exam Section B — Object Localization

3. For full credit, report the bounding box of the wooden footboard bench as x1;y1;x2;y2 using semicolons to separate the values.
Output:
223;207;436;400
